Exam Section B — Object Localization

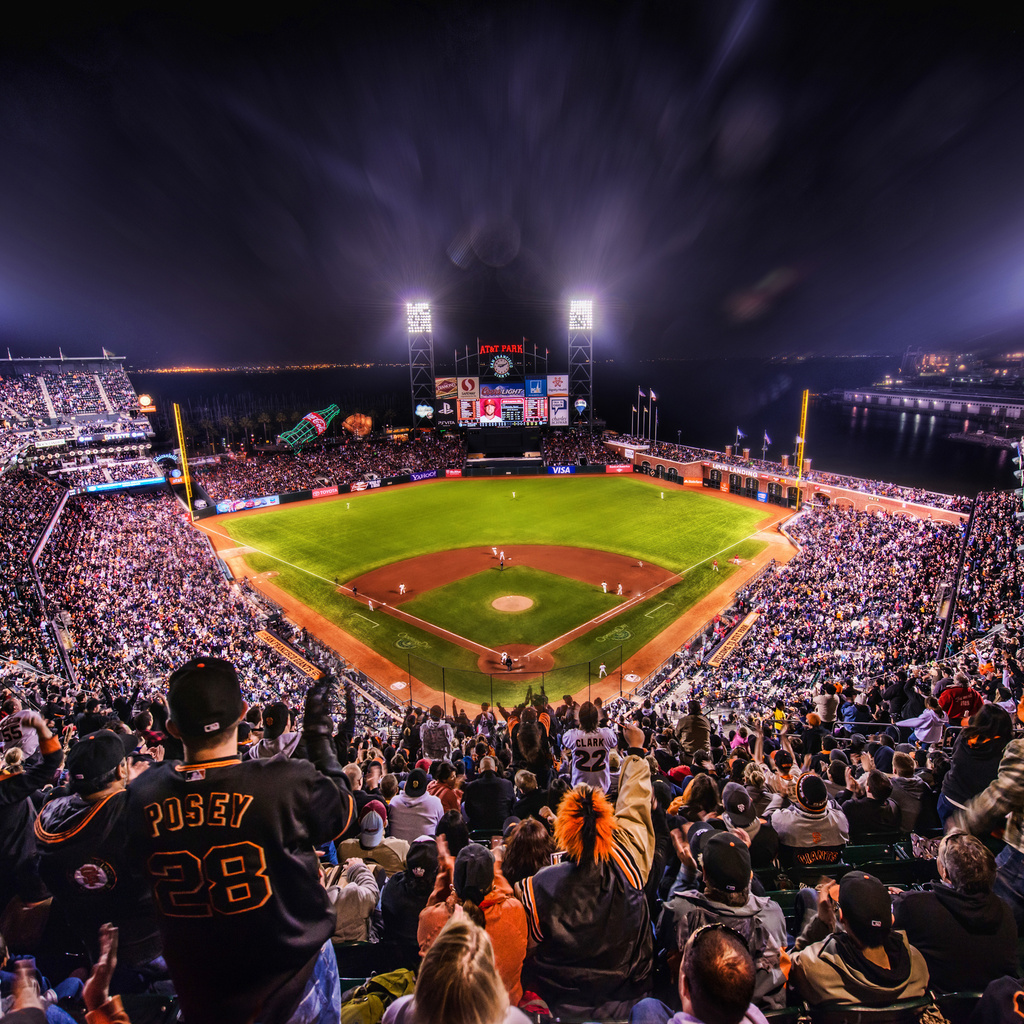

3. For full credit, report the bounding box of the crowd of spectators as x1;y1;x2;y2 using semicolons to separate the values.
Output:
41;372;107;417
618;435;973;512
541;429;628;466
195;433;466;501
0;373;51;422
97;368;143;412
687;506;965;714
3;633;1024;1023
51;457;161;487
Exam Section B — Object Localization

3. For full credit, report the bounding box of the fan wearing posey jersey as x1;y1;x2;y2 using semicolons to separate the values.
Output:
562;701;619;793
126;658;355;1024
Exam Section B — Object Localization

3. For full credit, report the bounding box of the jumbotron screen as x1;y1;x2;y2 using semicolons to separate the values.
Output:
437;368;570;427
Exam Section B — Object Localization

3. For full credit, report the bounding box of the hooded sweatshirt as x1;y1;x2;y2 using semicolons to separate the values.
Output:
658;891;789;1010
893;883;1019;992
791;930;929;1007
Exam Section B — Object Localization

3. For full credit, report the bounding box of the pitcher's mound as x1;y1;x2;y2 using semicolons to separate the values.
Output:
492;595;533;611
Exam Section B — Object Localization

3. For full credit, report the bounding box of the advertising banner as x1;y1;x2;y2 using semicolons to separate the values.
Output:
435;376;458;399
525;377;547;396
435;400;458;428
413;401;435;423
410;470;437;482
548;465;575;475
458;376;479;400
256;631;323;679
480;382;525;398
312;485;339;498
216;494;280;513
549;396;570;426
624;448;635;460
445;468;463;478
547;373;569;396
606;464;633;474
77;477;165;494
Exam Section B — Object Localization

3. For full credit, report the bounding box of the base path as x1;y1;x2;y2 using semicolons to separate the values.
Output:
198;485;798;709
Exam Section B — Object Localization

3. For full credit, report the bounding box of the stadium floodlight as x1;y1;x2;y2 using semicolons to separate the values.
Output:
569;299;593;331
406;302;432;334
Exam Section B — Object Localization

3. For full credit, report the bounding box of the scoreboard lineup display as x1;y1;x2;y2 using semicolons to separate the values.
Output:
435;341;570;427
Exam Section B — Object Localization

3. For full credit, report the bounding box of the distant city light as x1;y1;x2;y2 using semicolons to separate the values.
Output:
569;299;593;330
406;302;432;333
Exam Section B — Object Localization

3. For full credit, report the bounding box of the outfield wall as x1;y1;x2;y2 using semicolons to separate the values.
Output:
193;463;635;518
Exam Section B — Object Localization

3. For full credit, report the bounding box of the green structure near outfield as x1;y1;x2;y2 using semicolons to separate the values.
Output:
280;405;340;449
221;476;768;703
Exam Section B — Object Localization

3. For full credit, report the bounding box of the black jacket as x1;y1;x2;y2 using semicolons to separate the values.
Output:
36;788;162;966
461;770;514;831
893;883;1019;992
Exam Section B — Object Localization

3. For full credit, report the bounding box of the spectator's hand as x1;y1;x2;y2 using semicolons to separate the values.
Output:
861;752;875;773
815;882;837;930
344;857;364;874
435;834;454;873
303;675;336;734
83;924;119;1013
623;722;645;750
128;758;152;781
11;961;45;1013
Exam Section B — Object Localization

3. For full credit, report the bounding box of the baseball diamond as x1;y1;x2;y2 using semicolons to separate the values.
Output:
202;475;793;706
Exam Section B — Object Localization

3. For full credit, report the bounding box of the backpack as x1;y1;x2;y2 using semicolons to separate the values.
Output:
680;904;785;1006
421;719;450;759
340;969;416;1024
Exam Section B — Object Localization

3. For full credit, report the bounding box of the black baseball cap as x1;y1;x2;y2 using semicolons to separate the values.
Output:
835;873;892;944
702;832;751;893
453;844;494;904
405;768;429;797
66;730;133;783
168;657;244;739
722;782;757;828
795;773;829;814
688;819;726;860
262;701;291;740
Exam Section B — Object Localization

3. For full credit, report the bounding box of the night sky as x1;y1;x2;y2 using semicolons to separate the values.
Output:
3;1;1024;367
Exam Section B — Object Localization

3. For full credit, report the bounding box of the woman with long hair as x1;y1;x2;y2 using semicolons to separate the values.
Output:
384;918;531;1024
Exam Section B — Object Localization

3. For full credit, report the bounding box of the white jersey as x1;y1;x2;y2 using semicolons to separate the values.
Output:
0;710;39;757
562;727;618;792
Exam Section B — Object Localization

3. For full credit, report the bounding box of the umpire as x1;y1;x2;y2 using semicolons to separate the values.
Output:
127;657;355;1024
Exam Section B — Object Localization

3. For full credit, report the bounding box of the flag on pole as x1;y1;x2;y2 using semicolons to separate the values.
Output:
101;347;117;359
736;427;746;439
763;431;771;445
631;405;637;412
650;389;657;401
795;435;804;444
638;388;647;398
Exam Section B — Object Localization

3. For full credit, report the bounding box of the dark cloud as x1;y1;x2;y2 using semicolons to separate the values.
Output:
1;1;1024;365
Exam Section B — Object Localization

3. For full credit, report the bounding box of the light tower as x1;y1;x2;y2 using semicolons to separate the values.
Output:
407;302;435;426
568;298;594;431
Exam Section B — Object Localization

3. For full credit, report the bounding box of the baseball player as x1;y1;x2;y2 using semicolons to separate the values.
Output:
126;658;355;1024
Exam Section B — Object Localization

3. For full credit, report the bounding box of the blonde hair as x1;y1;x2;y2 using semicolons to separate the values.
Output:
3;748;24;773
743;761;767;789
412;919;508;1024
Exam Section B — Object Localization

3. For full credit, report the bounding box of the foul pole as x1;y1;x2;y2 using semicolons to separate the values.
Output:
794;389;809;508
173;402;195;524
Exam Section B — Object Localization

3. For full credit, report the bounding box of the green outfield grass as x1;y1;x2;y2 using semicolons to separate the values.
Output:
402;565;620;647
219;476;769;702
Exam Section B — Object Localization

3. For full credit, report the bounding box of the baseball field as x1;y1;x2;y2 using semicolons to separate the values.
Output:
217;475;769;704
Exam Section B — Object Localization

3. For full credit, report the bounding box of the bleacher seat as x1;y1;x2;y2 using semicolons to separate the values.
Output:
808;994;935;1023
